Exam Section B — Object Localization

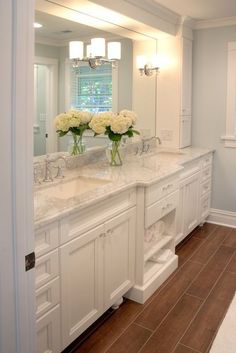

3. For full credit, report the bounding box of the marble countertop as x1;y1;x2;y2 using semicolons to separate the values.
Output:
34;146;213;228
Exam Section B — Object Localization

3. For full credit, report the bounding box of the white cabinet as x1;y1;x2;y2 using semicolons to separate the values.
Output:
157;34;192;148
176;153;213;245
126;174;179;304
60;224;104;348
35;190;136;352
59;198;136;349
36;306;61;353
179;116;191;148
103;209;135;310
176;165;201;245
182;172;200;235
35;222;61;353
179;38;192;148
180;38;192;117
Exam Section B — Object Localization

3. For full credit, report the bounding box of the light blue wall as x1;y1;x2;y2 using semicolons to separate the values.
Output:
192;26;236;212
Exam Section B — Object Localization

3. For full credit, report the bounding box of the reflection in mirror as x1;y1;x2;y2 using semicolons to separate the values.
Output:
34;1;157;156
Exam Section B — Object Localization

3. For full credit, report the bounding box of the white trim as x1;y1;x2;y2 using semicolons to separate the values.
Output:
221;135;236;148
195;16;236;30
34;56;58;154
221;42;236;148
0;0;35;352
207;208;236;228
14;0;36;351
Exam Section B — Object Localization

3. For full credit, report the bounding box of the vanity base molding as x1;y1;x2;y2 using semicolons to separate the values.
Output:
126;255;178;304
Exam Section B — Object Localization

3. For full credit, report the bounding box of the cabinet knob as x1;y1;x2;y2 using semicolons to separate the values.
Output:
106;229;113;237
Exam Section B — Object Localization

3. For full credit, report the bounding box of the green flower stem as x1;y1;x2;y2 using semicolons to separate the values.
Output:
71;133;86;155
110;141;122;166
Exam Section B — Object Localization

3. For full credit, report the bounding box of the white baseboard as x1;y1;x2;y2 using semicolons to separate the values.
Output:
207;208;236;228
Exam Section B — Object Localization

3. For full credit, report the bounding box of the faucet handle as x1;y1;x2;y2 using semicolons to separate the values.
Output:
54;165;65;179
33;162;41;185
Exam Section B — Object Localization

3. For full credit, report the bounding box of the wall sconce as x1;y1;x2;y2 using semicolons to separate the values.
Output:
69;38;121;69
137;55;160;76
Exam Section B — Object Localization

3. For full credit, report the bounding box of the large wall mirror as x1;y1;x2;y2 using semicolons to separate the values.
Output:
34;0;158;156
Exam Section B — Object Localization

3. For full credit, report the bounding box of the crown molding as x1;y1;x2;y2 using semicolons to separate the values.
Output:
195;16;236;30
124;0;180;26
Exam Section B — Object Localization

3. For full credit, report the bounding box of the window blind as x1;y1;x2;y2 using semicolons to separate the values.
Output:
70;64;112;112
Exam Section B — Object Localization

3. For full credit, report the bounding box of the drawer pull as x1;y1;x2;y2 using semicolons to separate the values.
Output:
167;203;172;208
167;184;173;189
106;229;113;237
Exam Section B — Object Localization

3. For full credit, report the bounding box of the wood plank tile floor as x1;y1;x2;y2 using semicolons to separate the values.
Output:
73;223;236;353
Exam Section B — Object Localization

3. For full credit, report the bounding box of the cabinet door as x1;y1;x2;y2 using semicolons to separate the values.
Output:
181;38;192;116
175;184;185;245
103;208;136;310
179;116;191;148
183;172;200;236
60;224;104;349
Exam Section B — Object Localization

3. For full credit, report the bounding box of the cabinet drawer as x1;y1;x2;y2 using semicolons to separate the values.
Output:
35;277;60;319
35;222;59;257
145;190;179;228
35;250;59;289
36;305;61;353
200;192;211;220
201;154;212;168
201;179;211;196
201;165;212;182
145;176;179;207
60;189;136;244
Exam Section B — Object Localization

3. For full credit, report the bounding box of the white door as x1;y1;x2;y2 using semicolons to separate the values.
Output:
60;224;104;349
103;208;136;310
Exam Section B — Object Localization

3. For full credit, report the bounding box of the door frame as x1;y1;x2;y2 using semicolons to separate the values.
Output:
34;56;58;154
0;0;36;352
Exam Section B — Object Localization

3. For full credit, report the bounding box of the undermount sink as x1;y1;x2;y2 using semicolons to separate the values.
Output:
38;176;111;200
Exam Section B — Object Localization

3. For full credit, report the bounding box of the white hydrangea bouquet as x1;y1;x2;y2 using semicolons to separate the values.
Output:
89;109;139;166
54;109;93;155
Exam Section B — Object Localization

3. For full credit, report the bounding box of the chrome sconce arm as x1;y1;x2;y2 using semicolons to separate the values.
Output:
139;64;160;76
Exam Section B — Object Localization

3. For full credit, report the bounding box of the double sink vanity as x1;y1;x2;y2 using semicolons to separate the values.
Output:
34;143;213;353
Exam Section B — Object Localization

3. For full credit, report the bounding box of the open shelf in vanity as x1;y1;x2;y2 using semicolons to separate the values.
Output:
126;173;180;304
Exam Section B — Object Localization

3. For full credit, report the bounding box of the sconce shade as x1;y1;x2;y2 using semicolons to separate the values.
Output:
108;42;121;60
152;54;160;68
91;38;105;57
86;44;92;58
136;55;146;69
69;41;83;60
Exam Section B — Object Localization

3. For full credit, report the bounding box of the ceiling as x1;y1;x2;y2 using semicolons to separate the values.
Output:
153;0;236;21
35;10;113;42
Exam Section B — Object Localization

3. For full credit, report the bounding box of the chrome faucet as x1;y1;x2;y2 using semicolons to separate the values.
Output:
43;155;66;182
137;136;162;155
43;156;54;182
54;156;66;179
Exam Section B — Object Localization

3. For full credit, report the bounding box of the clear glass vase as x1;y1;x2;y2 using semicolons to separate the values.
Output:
106;140;123;166
69;133;86;156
